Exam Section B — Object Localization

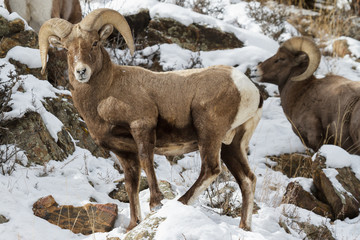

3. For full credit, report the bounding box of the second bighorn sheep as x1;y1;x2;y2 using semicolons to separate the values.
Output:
255;37;360;154
4;0;82;32
39;8;263;231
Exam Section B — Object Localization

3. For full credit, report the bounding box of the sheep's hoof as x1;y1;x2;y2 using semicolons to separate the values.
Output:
239;223;252;231
126;220;140;232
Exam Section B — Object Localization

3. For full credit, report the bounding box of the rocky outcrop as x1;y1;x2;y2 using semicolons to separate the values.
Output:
145;18;244;52
0;16;38;57
272;152;360;221
33;195;118;235
44;96;109;158
0;15;109;164
312;155;360;220
1;112;75;164
282;181;333;219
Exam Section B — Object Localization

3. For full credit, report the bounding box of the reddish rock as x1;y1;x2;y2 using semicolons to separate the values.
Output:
33;195;118;235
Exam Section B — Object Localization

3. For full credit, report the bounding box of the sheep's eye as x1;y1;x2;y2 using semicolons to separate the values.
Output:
274;58;285;63
92;41;98;47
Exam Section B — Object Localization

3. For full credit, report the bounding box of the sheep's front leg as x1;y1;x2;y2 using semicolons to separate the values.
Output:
116;152;141;231
130;120;164;211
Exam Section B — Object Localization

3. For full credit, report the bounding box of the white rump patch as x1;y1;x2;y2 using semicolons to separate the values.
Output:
9;0;53;32
230;69;260;130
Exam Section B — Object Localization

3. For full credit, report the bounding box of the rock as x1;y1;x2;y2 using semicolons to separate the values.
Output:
109;176;149;202
44;96;109;158
46;48;69;87
0;214;9;224
294;221;335;240
312;155;360;220
0;112;75;164
282;181;334;219
123;213;165;240
0;16;38;58
32;195;118;235
109;178;175;203
9;58;42;80
159;180;175;200
0;16;24;38
146;18;244;52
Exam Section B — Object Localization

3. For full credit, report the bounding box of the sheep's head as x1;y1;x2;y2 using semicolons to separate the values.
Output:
39;8;135;83
256;37;321;86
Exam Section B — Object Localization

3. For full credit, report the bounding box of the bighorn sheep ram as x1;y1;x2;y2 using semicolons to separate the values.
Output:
255;36;360;154
4;0;82;32
39;8;263;231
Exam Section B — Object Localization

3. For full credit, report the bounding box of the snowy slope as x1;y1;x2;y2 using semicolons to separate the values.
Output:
0;0;360;239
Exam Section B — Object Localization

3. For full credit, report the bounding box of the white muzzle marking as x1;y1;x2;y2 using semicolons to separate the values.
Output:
74;62;91;83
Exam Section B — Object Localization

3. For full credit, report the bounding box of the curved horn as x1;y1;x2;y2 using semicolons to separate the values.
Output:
281;37;321;81
39;18;73;74
79;8;135;56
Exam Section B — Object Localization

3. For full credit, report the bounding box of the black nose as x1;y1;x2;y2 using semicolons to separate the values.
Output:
77;68;86;75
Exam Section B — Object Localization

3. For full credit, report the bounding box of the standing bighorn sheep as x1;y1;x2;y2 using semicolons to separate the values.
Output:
39;8;263;231
255;36;360;154
4;0;82;32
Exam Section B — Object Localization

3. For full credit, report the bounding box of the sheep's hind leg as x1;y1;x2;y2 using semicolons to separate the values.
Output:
130;120;164;211
178;138;222;205
221;112;260;231
116;152;141;231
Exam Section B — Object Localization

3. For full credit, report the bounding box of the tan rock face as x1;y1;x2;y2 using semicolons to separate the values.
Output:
32;195;118;235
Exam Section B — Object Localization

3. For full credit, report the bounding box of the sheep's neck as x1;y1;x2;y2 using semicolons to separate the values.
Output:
279;76;315;117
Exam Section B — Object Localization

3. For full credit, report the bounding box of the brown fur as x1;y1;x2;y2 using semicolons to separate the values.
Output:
257;43;360;154
39;12;262;231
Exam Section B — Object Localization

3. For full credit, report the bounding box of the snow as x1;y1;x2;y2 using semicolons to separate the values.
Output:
317;145;360;179
0;0;360;239
6;46;42;69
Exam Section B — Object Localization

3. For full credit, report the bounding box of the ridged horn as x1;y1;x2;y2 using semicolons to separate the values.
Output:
39;18;73;75
79;8;135;56
281;37;321;81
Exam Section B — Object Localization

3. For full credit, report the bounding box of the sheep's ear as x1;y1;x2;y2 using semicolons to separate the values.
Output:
294;52;308;65
48;36;63;48
99;24;114;42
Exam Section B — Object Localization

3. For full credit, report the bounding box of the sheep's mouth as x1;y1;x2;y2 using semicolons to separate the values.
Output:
250;67;263;82
76;75;90;83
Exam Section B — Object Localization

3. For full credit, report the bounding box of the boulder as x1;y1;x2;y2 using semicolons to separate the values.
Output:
282;181;333;219
33;195;118;235
312;155;360;220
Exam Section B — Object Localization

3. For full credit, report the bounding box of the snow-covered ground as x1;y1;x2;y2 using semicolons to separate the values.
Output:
0;0;360;239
